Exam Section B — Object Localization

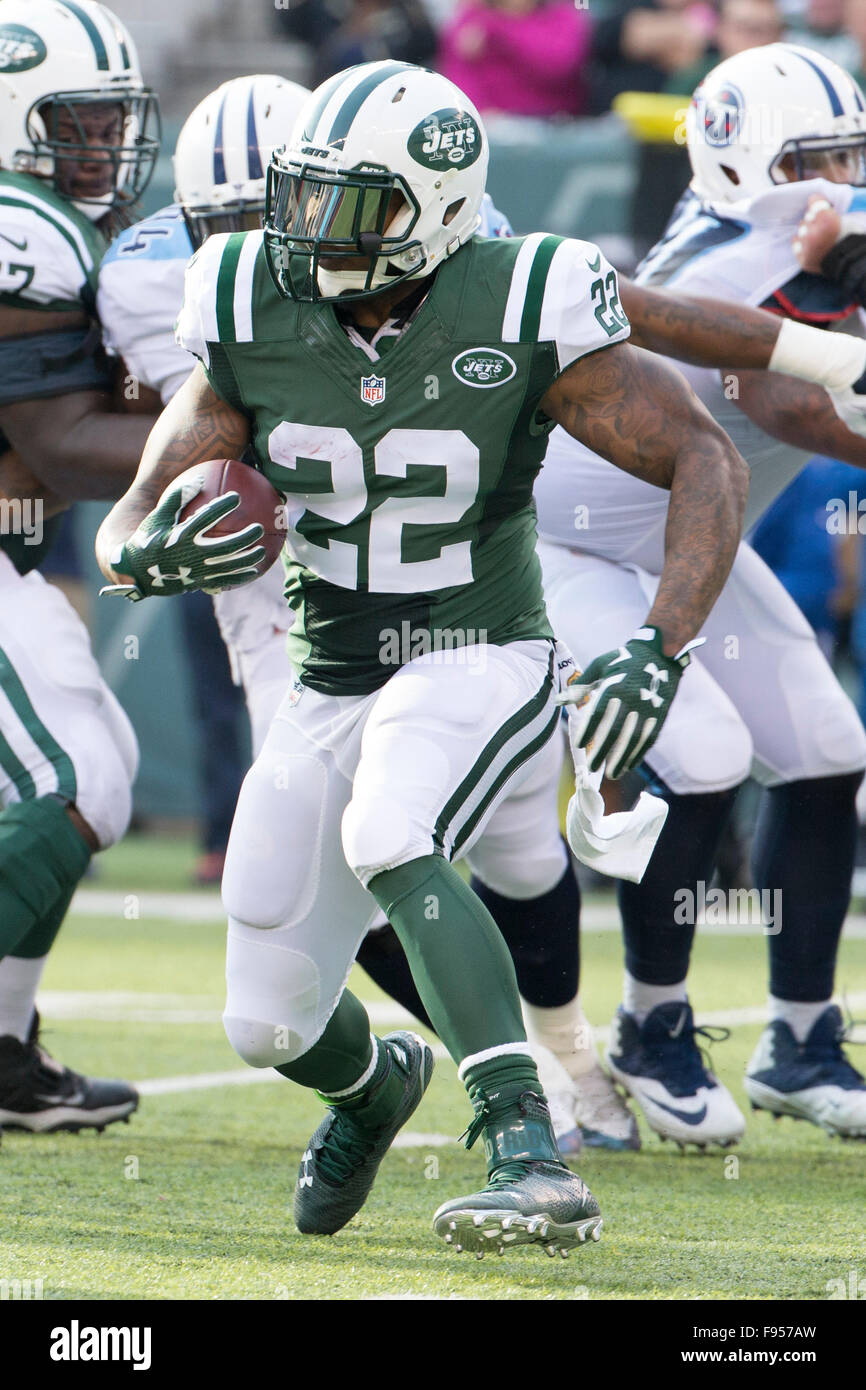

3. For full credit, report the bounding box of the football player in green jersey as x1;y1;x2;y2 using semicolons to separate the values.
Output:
97;62;748;1255
0;0;161;1138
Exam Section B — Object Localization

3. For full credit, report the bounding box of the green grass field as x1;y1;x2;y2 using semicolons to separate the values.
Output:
1;835;865;1301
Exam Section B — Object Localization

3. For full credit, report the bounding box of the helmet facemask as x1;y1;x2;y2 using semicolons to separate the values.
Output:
770;130;866;187
182;199;267;251
19;87;160;220
264;158;424;303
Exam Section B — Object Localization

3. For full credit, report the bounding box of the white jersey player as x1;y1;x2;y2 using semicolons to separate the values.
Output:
538;43;866;1146
0;0;164;1137
99;74;311;753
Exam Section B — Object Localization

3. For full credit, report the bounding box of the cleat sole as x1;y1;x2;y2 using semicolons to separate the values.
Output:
746;1078;866;1140
434;1208;603;1257
0;1100;138;1134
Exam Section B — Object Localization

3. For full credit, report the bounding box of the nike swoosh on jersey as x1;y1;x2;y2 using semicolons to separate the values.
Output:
649;1097;709;1126
586;252;601;272
0;233;28;252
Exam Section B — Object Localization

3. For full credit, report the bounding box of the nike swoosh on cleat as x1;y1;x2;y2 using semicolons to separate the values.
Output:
33;1089;87;1107
586;252;601;272
649;1098;708;1126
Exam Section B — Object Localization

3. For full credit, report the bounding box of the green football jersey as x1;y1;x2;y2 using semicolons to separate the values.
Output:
177;229;630;694
0;172;107;574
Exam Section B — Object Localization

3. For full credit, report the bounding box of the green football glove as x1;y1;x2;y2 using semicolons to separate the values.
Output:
557;626;703;780
101;477;266;603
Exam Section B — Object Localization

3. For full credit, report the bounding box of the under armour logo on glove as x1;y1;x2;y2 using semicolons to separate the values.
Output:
100;476;266;602
557;626;704;779
640;663;669;708
146;563;195;589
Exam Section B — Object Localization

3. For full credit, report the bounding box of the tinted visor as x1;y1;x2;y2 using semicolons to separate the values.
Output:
771;132;866;186
268;164;409;249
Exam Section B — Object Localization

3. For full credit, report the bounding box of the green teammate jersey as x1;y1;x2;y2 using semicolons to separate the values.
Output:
0;171;107;574
177;229;630;694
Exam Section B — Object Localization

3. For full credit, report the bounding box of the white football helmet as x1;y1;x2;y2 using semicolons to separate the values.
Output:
264;61;488;302
687;43;866;204
174;75;311;249
0;0;159;221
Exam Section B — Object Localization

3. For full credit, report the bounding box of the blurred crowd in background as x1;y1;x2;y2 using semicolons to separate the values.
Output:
58;0;866;883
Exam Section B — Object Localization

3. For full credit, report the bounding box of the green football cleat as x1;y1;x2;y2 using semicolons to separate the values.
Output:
432;1160;602;1258
433;1086;602;1257
294;1030;434;1236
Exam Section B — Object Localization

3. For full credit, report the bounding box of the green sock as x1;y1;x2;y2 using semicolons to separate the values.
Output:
368;854;526;1062
276;992;407;1125
0;798;91;957
275;989;374;1092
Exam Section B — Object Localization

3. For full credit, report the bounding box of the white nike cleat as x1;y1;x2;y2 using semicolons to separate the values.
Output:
745;1005;866;1139
573;1061;640;1151
529;1044;582;1156
606;1001;745;1150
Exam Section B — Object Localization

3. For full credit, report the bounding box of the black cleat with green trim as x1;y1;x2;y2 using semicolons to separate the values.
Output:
433;1088;602;1257
294;1030;434;1236
0;1013;138;1134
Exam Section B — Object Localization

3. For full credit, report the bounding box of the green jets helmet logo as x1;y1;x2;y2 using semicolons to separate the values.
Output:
408;109;482;170
452;348;516;389
0;24;47;72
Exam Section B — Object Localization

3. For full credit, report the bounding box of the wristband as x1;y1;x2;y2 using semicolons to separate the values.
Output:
768;317;866;392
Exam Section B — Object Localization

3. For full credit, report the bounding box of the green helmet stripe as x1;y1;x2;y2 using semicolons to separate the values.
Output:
519;235;563;343
54;0;110;70
215;233;246;341
301;71;355;145
96;2;132;68
326;61;414;146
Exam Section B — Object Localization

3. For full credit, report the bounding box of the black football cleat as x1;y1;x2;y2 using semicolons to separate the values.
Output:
0;1012;138;1133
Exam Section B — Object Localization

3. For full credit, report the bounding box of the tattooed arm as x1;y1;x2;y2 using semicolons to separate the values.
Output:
729;368;866;464
95;363;251;583
541;343;749;655
620;280;782;364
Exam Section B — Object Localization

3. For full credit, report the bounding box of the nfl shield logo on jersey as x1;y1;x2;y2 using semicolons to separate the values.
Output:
360;375;386;406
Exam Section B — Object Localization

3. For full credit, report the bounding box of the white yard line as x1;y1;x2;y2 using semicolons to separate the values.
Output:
68;887;866;935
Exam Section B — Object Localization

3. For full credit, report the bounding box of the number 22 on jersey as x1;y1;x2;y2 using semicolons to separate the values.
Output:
267;423;480;595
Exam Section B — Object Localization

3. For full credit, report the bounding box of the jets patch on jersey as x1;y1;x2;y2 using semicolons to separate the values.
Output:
0;171;104;310
98;204;194;403
175;227;628;693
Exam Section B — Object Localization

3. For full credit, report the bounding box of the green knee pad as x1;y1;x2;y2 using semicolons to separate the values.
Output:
0;797;91;958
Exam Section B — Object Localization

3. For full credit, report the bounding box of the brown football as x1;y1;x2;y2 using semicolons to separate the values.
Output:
174;458;285;574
